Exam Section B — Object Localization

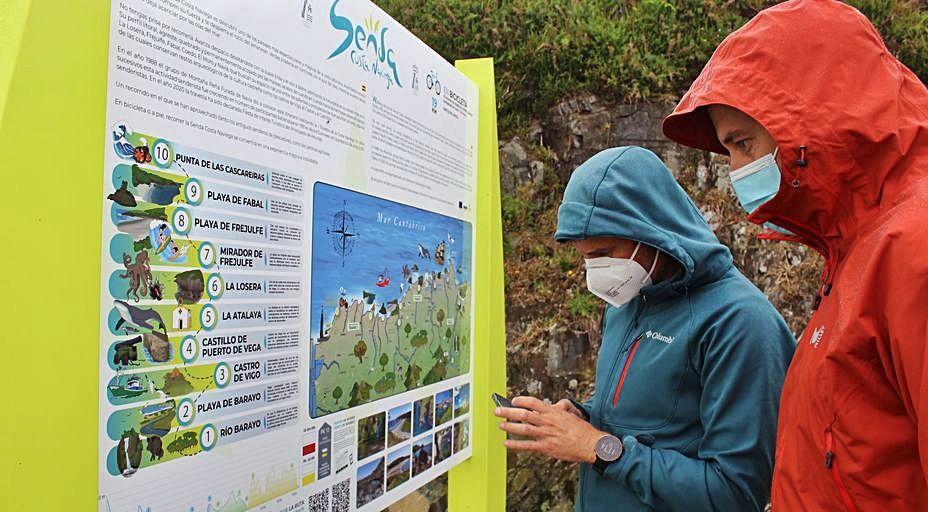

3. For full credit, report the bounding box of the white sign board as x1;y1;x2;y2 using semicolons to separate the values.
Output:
98;1;478;510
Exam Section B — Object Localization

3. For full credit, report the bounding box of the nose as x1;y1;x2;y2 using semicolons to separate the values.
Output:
728;154;750;172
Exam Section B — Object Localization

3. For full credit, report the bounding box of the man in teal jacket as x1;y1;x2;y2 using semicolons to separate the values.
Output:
495;146;795;511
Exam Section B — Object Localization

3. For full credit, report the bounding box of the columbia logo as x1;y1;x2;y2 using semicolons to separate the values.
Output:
810;326;825;348
645;330;675;344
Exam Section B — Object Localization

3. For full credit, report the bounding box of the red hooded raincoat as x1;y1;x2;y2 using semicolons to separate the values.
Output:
663;0;928;509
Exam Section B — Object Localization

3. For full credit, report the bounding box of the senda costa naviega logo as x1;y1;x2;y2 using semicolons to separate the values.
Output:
326;0;403;90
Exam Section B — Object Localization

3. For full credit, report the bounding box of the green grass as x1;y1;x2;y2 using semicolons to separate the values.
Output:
377;0;928;137
567;291;601;318
501;191;542;231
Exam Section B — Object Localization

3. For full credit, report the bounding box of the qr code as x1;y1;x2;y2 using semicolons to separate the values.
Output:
331;479;351;512
308;488;329;512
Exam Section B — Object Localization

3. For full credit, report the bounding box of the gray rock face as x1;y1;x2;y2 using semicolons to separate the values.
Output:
545;323;588;375
499;137;546;195
543;95;674;173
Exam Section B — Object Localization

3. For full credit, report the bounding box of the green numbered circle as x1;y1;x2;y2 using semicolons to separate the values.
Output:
206;274;224;300
213;362;231;388
172;208;192;235
180;336;198;363
199;424;218;451
184;178;203;206
176;398;195;426
198;242;216;268
152;139;174;168
200;304;218;331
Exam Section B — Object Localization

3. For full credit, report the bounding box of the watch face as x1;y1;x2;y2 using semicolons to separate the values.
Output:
595;435;623;462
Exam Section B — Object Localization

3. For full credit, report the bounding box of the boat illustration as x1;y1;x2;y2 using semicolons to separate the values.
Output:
109;376;146;399
376;270;391;287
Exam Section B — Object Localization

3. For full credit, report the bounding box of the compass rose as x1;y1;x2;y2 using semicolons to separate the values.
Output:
326;200;359;266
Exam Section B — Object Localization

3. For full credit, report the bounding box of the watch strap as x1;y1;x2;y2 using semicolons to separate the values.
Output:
593;454;614;474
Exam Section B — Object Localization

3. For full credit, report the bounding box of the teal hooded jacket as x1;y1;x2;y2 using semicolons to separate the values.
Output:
555;147;795;511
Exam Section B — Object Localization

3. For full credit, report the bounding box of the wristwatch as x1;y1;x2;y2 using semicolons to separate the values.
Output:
592;434;623;473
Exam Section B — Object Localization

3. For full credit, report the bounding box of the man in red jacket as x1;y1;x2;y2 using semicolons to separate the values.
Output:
662;0;928;509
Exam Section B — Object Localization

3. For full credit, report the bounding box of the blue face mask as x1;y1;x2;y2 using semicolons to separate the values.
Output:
762;221;793;235
730;149;795;235
729;148;781;214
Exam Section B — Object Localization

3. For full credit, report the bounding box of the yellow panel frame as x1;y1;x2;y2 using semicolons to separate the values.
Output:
449;58;507;512
1;1;109;510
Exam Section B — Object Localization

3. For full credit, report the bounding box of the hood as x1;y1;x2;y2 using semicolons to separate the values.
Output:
555;146;733;295
663;0;928;265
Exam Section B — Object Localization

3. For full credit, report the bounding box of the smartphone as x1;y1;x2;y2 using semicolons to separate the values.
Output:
493;393;530;440
491;392;514;408
492;393;532;410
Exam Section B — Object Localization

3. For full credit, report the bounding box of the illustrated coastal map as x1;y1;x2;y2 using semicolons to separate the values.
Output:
309;183;473;417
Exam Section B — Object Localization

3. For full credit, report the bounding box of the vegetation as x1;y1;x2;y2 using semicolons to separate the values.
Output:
566;291;600;319
379;352;390;371
404;363;421;390
348;381;372;407
410;329;429;348
353;338;367;363
375;372;397;393
378;0;928;137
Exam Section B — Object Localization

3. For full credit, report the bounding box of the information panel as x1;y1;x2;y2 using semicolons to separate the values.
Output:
98;1;478;510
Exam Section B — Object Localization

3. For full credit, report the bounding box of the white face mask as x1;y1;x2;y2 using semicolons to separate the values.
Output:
584;242;659;308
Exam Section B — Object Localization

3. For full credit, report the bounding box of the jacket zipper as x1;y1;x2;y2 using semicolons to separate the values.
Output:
612;336;642;406
595;299;647;419
824;428;859;512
